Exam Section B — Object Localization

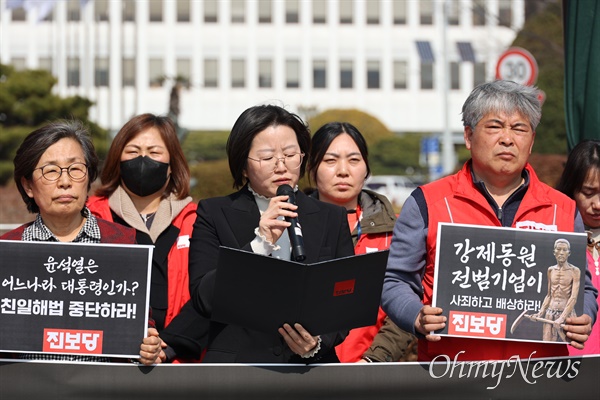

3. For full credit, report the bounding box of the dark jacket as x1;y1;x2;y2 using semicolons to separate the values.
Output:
188;185;355;363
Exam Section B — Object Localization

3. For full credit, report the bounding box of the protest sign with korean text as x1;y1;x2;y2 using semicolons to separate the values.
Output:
0;241;152;358
432;223;587;344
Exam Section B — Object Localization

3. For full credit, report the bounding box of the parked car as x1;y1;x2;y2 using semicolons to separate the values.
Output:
364;175;418;207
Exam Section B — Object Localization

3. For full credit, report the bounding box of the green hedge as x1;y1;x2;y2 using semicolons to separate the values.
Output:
190;159;234;201
182;131;229;162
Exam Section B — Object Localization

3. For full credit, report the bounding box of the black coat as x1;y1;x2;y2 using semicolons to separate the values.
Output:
188;185;355;363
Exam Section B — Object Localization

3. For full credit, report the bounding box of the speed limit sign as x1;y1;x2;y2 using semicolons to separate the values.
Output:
495;47;538;86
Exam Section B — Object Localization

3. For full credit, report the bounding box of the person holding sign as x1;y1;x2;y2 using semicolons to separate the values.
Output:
87;114;206;363
188;104;354;363
306;122;417;363
1;120;163;365
382;80;598;361
557;139;600;354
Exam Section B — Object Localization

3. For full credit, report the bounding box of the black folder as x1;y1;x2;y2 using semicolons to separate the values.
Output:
211;246;389;335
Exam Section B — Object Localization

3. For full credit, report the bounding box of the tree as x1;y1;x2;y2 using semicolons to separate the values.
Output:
0;64;108;184
307;108;429;181
370;134;428;178
511;1;566;153
165;74;191;143
307;109;394;146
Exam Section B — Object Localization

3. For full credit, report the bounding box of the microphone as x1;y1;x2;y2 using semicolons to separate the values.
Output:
276;184;306;262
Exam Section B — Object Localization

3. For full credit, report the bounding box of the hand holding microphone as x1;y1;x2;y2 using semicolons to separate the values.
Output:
256;184;298;247
276;184;306;262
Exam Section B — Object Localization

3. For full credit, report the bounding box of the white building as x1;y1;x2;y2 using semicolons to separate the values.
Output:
1;0;524;171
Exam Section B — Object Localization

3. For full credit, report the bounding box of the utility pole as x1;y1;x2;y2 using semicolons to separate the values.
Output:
441;0;455;176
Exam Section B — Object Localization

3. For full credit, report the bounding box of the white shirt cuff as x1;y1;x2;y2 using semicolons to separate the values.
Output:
250;227;280;255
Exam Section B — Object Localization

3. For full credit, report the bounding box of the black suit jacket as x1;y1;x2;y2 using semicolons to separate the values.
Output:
189;185;355;363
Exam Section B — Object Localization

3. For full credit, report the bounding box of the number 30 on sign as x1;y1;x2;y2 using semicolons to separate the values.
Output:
495;47;538;86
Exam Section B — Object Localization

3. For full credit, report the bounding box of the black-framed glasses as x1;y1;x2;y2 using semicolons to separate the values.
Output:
34;163;88;181
247;153;304;173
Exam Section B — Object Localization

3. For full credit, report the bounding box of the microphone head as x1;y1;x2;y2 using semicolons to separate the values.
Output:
276;184;294;196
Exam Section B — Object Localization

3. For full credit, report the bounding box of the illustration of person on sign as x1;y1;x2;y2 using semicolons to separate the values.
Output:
532;239;581;342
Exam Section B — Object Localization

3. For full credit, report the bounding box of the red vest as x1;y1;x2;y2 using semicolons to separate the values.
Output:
418;163;576;361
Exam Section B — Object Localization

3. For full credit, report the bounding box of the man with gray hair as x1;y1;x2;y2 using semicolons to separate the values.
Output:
382;80;597;361
533;239;581;342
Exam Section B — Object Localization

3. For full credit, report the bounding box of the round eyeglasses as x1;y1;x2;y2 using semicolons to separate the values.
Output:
247;153;304;173
34;162;88;181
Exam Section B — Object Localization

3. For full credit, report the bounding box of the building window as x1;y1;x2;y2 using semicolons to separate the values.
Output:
339;0;353;24
10;6;26;21
420;0;433;25
122;58;135;87
498;0;512;27
231;0;245;23
286;60;300;88
176;58;191;86
447;0;459;25
340;60;353;89
472;0;485;26
204;0;218;23
258;59;272;88
313;60;327;88
450;62;460;90
420;63;434;89
393;61;407;89
67;0;81;21
149;58;164;87
42;8;54;21
416;41;435;63
474;62;486;87
204;59;218;88
149;0;162;22
95;57;109;87
286;0;299;23
367;61;380;89
11;58;26;71
39;57;53;73
177;0;191;22
366;0;379;25
258;0;272;23
313;0;327;24
393;0;407;24
123;0;135;22
457;42;476;63
67;57;80;87
95;0;109;22
13;4;54;21
231;59;245;88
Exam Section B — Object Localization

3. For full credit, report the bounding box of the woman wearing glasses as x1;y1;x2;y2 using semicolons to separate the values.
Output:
189;104;354;363
1;120;162;365
87;114;207;363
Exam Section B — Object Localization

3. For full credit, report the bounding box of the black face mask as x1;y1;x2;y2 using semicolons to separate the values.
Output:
120;156;169;197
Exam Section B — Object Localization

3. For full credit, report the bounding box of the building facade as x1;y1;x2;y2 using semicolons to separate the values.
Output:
1;0;524;138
